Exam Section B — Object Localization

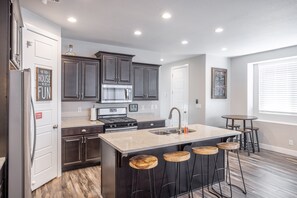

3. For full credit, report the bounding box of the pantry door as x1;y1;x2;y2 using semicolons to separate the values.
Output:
23;28;58;190
170;64;189;127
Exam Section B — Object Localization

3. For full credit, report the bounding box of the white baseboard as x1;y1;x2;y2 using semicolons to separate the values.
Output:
260;143;297;157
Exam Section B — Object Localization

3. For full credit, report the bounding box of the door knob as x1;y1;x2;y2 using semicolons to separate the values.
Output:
53;124;58;129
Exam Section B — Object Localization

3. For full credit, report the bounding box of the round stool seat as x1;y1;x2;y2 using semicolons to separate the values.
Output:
129;155;158;170
217;142;240;150
163;151;190;162
192;146;219;155
227;124;240;128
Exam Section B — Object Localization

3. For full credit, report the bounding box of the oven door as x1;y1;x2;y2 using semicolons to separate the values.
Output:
105;126;137;133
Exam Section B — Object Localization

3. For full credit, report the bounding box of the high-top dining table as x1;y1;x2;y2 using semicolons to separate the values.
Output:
221;115;258;153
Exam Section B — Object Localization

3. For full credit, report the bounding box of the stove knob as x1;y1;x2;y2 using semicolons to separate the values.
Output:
130;123;134;126
114;124;117;128
109;125;113;128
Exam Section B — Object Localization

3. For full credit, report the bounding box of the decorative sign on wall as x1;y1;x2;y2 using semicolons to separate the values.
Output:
36;67;52;101
211;67;227;99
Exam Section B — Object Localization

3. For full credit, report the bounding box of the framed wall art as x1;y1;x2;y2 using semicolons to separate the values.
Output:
36;67;52;101
211;67;227;99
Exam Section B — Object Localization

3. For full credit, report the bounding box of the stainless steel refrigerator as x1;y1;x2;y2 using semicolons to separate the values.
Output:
8;69;36;198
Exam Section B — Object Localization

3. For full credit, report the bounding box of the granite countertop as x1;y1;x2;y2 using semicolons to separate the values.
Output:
99;124;241;154
61;117;104;128
0;157;5;170
129;114;166;122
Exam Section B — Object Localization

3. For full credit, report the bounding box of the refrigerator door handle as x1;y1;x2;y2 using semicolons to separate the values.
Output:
31;98;37;165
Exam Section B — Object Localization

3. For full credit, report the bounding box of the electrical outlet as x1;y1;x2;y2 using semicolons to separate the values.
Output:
77;107;82;112
289;139;294;146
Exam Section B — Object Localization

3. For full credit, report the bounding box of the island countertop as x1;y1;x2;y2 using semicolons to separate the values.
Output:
99;124;241;154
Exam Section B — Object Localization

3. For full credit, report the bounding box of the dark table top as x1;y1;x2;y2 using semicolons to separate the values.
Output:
221;115;258;120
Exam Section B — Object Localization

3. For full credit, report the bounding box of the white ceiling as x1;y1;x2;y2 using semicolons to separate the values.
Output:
20;0;297;62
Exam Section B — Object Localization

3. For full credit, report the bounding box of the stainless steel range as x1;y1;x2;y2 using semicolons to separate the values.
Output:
97;107;137;132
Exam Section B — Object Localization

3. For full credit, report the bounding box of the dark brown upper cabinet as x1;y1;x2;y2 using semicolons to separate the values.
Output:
95;51;134;85
132;62;160;100
62;55;100;101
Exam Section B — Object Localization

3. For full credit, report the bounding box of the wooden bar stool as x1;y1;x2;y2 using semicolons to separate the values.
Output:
159;151;191;198
129;155;158;198
212;142;247;198
246;127;260;152
190;146;221;198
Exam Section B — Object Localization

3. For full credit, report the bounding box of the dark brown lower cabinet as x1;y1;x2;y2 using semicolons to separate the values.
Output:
62;126;103;171
137;120;166;130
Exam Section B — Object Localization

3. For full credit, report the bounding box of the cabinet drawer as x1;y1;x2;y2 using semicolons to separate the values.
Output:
62;126;104;137
137;120;165;130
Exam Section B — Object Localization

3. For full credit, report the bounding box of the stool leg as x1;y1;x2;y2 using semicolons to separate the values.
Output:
186;161;192;198
211;153;223;197
174;163;179;198
131;169;135;198
148;170;154;198
255;130;260;152
152;168;156;198
190;154;197;192
237;150;247;194
158;162;167;198
250;131;255;153
226;151;233;198
239;134;242;150
200;156;204;198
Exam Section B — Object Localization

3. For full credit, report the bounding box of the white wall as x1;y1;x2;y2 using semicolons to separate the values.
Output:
205;55;231;127
21;8;63;176
160;55;206;125
230;45;297;155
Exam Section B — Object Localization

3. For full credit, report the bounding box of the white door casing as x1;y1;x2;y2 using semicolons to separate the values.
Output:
23;28;58;190
170;64;189;127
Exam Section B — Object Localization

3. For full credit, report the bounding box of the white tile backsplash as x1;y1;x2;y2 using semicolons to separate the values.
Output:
62;101;160;118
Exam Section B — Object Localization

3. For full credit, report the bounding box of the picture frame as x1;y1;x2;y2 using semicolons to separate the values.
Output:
36;67;52;101
211;67;227;99
129;104;138;112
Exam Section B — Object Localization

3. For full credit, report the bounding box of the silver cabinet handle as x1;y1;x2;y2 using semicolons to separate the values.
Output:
150;123;154;126
53;124;58;129
82;129;87;133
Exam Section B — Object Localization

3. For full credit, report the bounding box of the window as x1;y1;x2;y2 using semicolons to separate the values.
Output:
257;57;297;115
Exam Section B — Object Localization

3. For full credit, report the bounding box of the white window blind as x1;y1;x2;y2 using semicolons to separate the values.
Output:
258;57;297;115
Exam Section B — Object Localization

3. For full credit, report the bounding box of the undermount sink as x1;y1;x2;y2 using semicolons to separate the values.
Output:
149;128;196;135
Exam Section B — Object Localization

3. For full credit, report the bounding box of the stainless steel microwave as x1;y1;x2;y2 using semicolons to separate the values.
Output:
101;84;133;103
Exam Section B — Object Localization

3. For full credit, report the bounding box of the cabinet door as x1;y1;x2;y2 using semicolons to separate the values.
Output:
81;60;99;101
117;56;132;84
62;135;83;169
84;134;101;163
133;66;145;100
146;67;159;100
102;55;117;84
62;59;81;101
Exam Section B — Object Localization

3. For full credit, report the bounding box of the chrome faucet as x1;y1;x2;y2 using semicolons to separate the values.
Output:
168;107;181;133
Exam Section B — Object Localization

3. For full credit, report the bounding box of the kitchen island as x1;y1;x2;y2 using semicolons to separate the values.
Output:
99;124;240;198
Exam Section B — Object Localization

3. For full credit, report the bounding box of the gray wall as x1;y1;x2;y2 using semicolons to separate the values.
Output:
205;55;231;127
230;45;297;155
160;55;206;125
160;54;231;127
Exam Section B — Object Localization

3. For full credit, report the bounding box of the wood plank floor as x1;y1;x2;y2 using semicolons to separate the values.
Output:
33;149;297;198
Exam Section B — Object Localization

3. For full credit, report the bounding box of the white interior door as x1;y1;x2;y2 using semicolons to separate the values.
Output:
170;65;189;127
23;28;58;190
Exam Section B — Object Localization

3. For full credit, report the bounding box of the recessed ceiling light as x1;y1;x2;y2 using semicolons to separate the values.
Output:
181;40;188;45
162;12;172;19
160;58;164;62
67;17;77;23
221;47;228;51
134;30;142;36
215;27;224;33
